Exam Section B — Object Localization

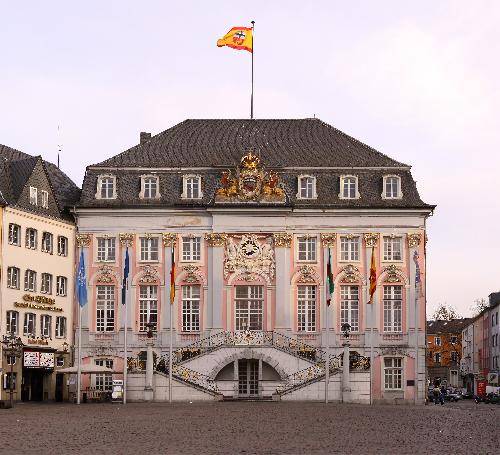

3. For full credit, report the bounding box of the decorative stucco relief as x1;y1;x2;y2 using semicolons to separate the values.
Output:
182;265;202;284
273;232;292;248
138;265;159;284
76;233;91;247
383;264;402;283
119;233;134;247
162;233;177;247
339;264;364;284
296;265;319;284
320;233;336;247
364;233;379;247
204;233;227;247
96;265;115;284
407;233;421;248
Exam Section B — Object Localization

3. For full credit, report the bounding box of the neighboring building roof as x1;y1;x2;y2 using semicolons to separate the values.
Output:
0;143;81;220
489;292;500;307
427;319;473;335
79;118;434;210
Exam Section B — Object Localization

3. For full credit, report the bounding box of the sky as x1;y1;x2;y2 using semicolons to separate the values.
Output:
0;0;499;317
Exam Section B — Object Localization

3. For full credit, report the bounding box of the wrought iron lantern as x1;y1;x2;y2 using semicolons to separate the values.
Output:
145;321;156;339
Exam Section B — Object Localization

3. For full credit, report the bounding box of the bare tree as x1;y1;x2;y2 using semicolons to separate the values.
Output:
432;303;461;321
470;298;488;316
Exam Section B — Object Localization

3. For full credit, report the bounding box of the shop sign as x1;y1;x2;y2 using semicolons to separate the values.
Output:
23;351;55;369
27;338;49;346
14;294;63;312
477;380;487;397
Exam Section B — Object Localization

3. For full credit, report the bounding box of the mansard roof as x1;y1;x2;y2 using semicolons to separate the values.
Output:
427;319;473;335
0;144;81;220
79;118;434;211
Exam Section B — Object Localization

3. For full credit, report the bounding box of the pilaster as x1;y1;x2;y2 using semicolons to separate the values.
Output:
273;233;292;331
205;233;227;332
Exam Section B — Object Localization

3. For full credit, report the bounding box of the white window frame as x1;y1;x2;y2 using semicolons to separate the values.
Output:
23;313;36;337
181;236;202;262
41;231;53;254
383;357;403;390
96;174;117;200
96;285;115;332
94;359;114;391
25;228;38;250
382;236;403;262
40;273;53;295
297;285;317;332
57;236;68;256
139;236;159;262
41;314;52;338
382;175;403;199
296;175;317;200
7;266;20;289
8;223;21;246
434;352;441;363
55;316;67;338
96;237;116;262
24;269;37;292
140;175;160;199
339;175;360;200
41;190;49;208
182;285;201;332
383;285;403;333
340;285;359;332
296;236;317;262
339;236;360;262
181;174;203;200
235;285;264;331
434;336;441;346
139;285;158;332
29;186;38;205
56;276;67;296
6;310;19;335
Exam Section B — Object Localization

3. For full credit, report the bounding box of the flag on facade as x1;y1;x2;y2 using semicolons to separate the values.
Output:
217;26;253;52
170;246;176;304
326;248;334;306
368;246;376;303
122;247;130;305
77;250;87;307
413;250;423;297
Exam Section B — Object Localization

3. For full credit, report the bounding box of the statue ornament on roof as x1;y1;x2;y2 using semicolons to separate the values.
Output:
215;151;286;204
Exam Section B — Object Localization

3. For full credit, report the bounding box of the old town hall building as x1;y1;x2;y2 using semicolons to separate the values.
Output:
74;119;434;403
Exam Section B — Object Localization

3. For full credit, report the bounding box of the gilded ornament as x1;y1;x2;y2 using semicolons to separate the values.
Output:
139;265;159;284
162;233;177;247
383;264;402;283
183;265;201;284
320;233;336;247
341;264;361;283
273;232;292;248
119;233;134;247
204;233;227;247
407;233;421;248
96;265;114;284
76;233;91;247
297;265;318;284
364;233;379;248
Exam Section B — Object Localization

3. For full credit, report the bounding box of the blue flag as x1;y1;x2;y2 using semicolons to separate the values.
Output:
77;250;87;307
122;247;130;305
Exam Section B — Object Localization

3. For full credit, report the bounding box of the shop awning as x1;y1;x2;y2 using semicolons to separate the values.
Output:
57;365;118;374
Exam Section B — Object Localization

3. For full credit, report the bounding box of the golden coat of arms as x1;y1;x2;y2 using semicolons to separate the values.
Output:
215;151;286;203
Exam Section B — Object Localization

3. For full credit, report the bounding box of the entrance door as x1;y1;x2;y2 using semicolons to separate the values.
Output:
238;359;259;397
55;373;64;402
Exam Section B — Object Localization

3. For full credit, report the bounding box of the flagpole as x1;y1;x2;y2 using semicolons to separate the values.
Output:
250;20;255;120
414;282;418;405
123;252;128;405
369;244;376;406
169;244;174;403
76;302;82;404
325;246;330;404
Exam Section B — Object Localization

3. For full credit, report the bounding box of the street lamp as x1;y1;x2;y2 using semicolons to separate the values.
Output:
1;333;24;408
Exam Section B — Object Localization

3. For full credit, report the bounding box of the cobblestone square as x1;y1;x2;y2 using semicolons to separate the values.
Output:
0;401;498;454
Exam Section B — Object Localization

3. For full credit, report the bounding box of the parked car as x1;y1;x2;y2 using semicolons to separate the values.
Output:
484;393;500;404
461;390;474;399
445;391;461;402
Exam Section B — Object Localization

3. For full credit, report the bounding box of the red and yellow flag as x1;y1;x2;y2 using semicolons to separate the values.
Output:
217;27;253;52
369;246;377;303
170;246;176;304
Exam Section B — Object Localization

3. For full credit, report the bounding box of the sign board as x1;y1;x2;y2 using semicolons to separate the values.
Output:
112;380;123;401
477;380;487;397
487;372;499;385
23;351;54;368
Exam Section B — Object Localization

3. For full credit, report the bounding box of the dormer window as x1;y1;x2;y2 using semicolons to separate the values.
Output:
297;175;317;199
41;190;49;208
140;175;160;199
339;176;360;199
382;175;402;199
182;175;203;200
29;186;38;205
96;175;117;199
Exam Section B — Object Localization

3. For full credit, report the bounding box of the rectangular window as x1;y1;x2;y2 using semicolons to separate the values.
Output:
41;315;52;338
41;232;53;254
6;311;19;335
97;237;116;262
96;285;115;332
56;276;67;296
235;285;263;331
41;190;49;208
99;177;115;199
297;285;316;332
25;228;38;249
341;177;357;199
384;357;403;390
58;236;68;256
3;373;17;390
139;285;158;332
8;223;21;246
55;316;67;338
450;336;458;344
383;286;402;332
23;313;36;337
451;351;458;363
297;236;317;261
434;352;441;363
182;236;201;261
434;337;441;346
385;177;400;198
95;359;113;391
143;177;158;199
340;236;359;261
340;285;359;332
185;176;201;199
140;237;159;261
29;186;38;205
24;269;37;292
40;273;53;294
7;267;20;289
299;176;315;199
383;237;402;261
182;285;200;332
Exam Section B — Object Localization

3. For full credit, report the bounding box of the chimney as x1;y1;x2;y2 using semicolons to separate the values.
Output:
140;132;151;144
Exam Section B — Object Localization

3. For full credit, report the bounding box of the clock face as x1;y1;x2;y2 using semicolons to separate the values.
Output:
241;239;259;258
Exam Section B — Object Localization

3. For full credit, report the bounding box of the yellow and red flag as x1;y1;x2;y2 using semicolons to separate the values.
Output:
369;246;377;303
170;245;176;304
217;27;253;53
